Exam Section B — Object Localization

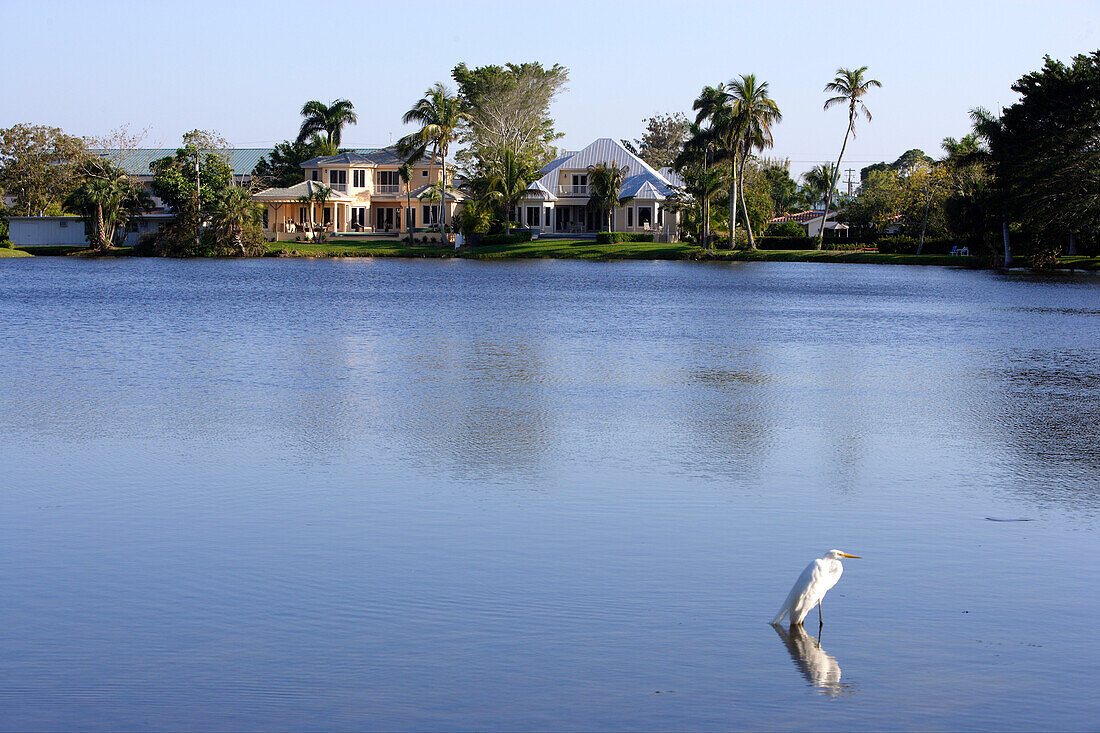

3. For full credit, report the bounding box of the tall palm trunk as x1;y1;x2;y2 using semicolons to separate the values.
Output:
94;203;109;251
440;144;449;235
729;156;739;249
817;113;853;250
737;150;755;249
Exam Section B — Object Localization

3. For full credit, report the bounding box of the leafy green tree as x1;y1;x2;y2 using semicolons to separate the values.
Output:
297;99;358;148
635;113;690;170
149;130;235;255
991;51;1100;259
452;62;568;177
397;83;469;232
759;159;800;215
253;138;320;188
587;162;628;232
0;124;85;216
819;66;882;249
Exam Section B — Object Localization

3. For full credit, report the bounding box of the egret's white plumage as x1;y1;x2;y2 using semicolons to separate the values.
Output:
772;549;860;626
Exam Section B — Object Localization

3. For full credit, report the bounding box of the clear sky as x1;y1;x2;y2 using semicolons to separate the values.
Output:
2;0;1097;179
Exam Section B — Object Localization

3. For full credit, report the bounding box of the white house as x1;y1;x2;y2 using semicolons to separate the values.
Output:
516;138;680;239
768;209;849;238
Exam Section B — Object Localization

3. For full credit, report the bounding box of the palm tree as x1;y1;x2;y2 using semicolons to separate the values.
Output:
213;187;262;255
297;99;358;149
801;163;838;208
676;123;721;248
65;159;151;251
693;83;744;249
818;66;882;249
398;162;414;245
587;162;628;232
397;83;469;233
727;74;782;249
487;149;536;235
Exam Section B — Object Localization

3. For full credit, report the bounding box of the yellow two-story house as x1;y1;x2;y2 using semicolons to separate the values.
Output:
254;146;461;239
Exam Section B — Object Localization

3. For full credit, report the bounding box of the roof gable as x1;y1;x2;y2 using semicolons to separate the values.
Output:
534;138;674;198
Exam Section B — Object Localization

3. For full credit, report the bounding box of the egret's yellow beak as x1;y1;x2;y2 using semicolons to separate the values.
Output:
839;552;862;558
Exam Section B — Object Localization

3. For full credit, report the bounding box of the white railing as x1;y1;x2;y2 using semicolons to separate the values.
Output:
330;183;348;193
558;185;588;196
375;184;401;194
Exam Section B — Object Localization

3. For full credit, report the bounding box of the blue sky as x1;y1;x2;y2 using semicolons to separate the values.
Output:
1;0;1097;179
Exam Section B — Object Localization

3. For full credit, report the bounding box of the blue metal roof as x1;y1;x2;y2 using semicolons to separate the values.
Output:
531;138;675;200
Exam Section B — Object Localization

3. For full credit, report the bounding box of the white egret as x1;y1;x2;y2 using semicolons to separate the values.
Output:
772;550;861;627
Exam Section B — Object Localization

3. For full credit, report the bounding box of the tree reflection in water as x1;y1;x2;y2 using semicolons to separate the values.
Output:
771;623;855;697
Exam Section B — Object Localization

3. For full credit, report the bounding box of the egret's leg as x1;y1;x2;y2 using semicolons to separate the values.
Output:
818;600;823;627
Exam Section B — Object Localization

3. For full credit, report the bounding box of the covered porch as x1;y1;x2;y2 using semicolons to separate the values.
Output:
252;180;356;241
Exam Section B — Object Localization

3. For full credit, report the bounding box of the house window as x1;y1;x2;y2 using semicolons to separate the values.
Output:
422;170;428;177
311;170;319;181
351;207;367;227
657;207;663;226
329;170;347;185
378;171;399;186
627;207;633;227
637;206;652;228
299;206;307;223
353;169;366;188
323;207;332;224
545;207;551;226
421;205;438;225
406;207;416;228
59;220;68;228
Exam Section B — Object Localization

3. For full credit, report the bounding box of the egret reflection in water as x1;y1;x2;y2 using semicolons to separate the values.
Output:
771;623;853;697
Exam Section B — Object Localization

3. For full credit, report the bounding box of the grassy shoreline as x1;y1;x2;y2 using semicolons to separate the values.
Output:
7;239;1098;270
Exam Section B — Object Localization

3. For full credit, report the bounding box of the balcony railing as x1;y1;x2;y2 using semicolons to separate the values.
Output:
374;184;401;194
329;183;348;193
558;184;588;196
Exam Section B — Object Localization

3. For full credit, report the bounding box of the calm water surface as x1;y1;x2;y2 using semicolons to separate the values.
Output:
0;258;1097;731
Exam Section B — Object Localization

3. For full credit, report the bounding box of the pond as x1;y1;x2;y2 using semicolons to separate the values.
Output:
0;258;1097;731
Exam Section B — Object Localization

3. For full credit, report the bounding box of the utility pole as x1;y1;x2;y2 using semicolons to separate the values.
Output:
845;168;856;196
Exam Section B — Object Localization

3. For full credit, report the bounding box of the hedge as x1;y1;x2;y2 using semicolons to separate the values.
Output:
476;229;534;245
756;235;813;250
875;236;961;255
595;232;655;244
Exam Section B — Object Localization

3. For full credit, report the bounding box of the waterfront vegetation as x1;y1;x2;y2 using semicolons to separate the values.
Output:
1;52;1096;269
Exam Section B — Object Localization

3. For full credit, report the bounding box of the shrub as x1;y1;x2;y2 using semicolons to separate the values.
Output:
822;241;865;251
875;236;961;255
478;229;534;245
595;232;655;244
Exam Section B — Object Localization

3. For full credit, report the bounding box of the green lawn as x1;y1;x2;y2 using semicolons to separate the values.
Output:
0;246;32;257
271;238;981;265
1057;255;1100;270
